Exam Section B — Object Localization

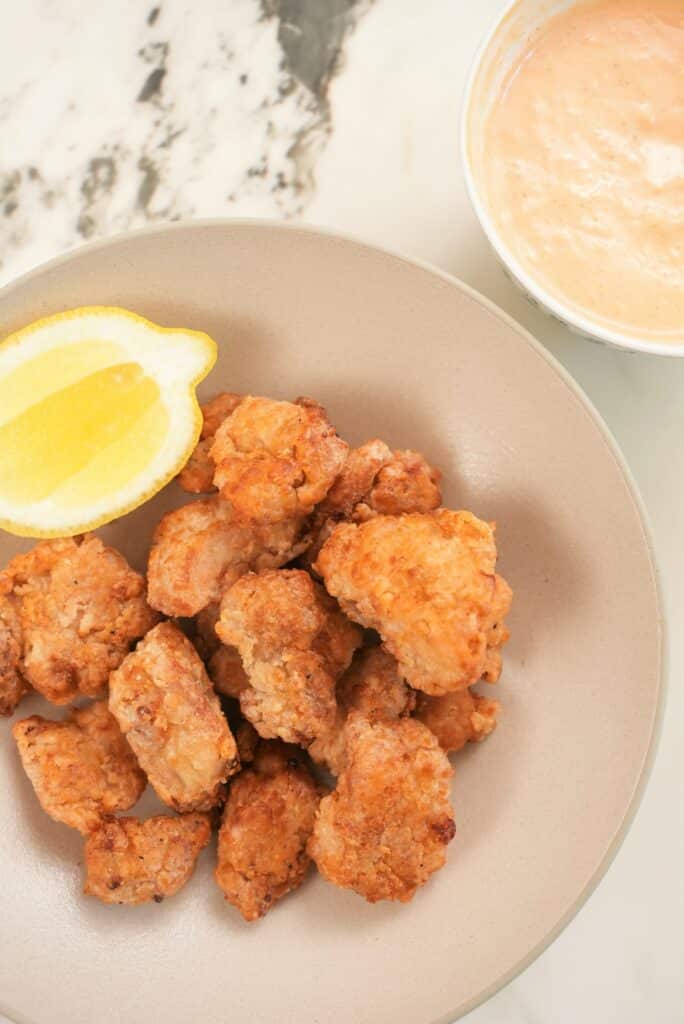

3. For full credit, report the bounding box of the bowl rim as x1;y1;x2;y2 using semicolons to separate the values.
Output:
459;0;684;359
0;218;668;1023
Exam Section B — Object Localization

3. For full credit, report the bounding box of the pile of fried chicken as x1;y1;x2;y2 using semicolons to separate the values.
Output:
1;393;512;920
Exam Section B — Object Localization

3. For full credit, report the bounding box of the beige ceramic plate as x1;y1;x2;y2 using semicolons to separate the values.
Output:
0;222;663;1024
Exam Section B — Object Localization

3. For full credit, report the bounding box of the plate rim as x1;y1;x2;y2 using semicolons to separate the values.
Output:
0;218;667;1024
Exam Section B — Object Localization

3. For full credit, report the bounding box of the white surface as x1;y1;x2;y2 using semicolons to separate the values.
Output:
0;1;682;1022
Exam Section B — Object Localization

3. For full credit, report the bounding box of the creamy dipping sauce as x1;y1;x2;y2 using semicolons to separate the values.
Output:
481;0;684;342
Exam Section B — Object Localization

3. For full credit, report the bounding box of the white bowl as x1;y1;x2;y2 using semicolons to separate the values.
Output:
461;0;684;357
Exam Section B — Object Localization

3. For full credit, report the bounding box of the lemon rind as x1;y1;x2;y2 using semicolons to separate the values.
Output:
0;307;218;538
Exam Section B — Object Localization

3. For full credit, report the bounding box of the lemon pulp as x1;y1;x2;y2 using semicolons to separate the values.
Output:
0;306;217;537
0;343;168;505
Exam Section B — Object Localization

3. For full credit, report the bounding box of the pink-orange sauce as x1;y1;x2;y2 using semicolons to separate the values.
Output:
482;0;684;341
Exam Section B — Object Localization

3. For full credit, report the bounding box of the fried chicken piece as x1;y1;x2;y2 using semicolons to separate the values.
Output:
109;622;238;812
308;713;455;903
0;597;26;716
178;392;243;494
305;440;442;567
193;601;249;698
316;510;512;696
0;535;158;706
217;569;361;746
193;601;222;659
210;396;348;525
414;689;499;753
215;740;321;920
234;718;260;764
147;496;312;617
337;647;417;721
208;644;250;699
309;647;416;774
12;701;145;834
84;813;211;905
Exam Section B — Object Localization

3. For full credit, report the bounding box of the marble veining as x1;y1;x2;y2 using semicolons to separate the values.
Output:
0;0;369;285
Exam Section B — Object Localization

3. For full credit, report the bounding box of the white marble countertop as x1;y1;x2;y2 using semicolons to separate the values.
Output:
1;1;683;1021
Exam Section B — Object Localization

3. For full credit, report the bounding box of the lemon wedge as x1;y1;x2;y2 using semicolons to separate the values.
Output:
0;306;217;537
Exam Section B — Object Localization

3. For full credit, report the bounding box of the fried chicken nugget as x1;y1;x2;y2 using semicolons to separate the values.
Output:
316;510;512;696
210;396;348;525
234;718;260;764
193;601;222;659
208;644;250;699
84;812;211;905
217;569;362;745
0;598;26;716
0;535;158;707
147;496;312;617
109;622;238;812
215;741;321;920
12;701;145;834
337;647;417;721
308;713;455;903
192;601;249;699
178;392;243;494
309;647;416;775
414;689;499;753
305;440;442;567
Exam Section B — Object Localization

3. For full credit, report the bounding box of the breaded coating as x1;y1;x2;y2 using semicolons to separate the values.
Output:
210;396;348;525
0;535;158;706
414;689;499;753
109;622;238;812
234;718;260;764
316;510;512;696
208;644;250;699
215;740;320;920
193;601;222;659
194;601;250;699
309;647;416;775
147;496;312;617
0;598;26;716
306;440;442;566
337;647;417;722
178;392;243;494
12;701;145;834
217;569;362;745
308;714;455;903
84;813;211;905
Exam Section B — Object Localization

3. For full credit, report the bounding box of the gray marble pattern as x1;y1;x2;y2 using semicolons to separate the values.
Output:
0;0;369;284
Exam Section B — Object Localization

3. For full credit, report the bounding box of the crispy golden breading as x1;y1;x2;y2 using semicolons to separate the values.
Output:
315;510;512;696
306;440;442;567
0;535;158;706
12;701;145;834
215;740;321;920
414;689;499;753
234;718;260;764
309;647;416;774
210;396;348;525
147;496;312;617
193;601;222;659
208;644;250;699
84;813;211;905
337;647;417;721
308;713;455;903
178;393;243;494
0;597;26;716
194;602;251;699
217;569;362;746
109;622;238;812
369;449;442;516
